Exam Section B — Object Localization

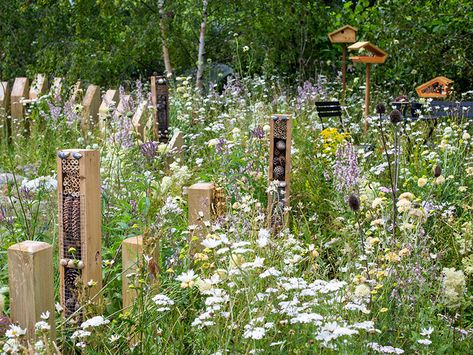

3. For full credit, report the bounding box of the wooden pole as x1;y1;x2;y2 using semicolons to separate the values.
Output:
8;241;55;339
342;44;347;93
364;63;371;132
188;182;215;251
122;236;143;311
57;149;102;316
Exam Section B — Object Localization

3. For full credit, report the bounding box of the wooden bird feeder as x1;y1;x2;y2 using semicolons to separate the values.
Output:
348;41;388;130
328;25;358;93
416;76;453;98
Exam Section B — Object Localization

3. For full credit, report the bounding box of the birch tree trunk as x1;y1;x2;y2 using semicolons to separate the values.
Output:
195;0;208;92
158;0;172;76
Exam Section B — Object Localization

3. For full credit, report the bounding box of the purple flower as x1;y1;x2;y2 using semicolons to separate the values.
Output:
251;126;265;139
140;141;158;159
333;142;359;195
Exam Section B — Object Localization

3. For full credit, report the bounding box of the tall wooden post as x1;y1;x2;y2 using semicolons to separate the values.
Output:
57;149;102;317
81;85;101;132
364;63;371;131
99;89;119;130
151;75;169;143
188;182;215;250
11;77;29;120
342;45;347;93
29;74;48;100
0;81;10;113
122;236;143;311
8;241;55;339
268;114;292;231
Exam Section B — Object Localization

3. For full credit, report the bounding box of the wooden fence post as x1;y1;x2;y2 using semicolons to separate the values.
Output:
167;129;184;163
267;114;292;231
0;81;10;113
51;77;63;100
8;241;55;339
11;77;29;120
81;85;101;132
122;236;143;311
29;74;48;101
57;149;102;317
132;100;149;140
188;182;215;250
99;89;119;130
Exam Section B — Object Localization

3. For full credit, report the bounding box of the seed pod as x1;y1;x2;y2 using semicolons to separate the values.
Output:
348;194;360;211
389;109;402;124
376;103;386;114
434;165;442;178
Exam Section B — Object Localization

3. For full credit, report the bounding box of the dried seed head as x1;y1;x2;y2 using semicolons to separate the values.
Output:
376;103;386;114
434;165;442;178
348;194;360;211
389;109;402;124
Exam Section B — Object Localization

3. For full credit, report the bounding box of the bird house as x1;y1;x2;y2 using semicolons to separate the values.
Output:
416;76;453;98
151;75;169;143
328;25;358;43
348;41;388;64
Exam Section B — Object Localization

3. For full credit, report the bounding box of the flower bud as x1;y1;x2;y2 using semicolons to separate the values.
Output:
389;109;402;124
348;194;360;211
434;165;442;178
376;103;386;114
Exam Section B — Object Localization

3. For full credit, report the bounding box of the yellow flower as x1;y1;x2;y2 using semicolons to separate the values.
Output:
385;252;401;263
380;307;388;313
435;175;446;185
459;186;468;192
399;192;415;201
417;177;428;187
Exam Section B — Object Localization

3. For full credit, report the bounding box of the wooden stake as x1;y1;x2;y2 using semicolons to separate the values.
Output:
29;74;48;100
57;149;102;316
8;241;55;339
342;44;347;93
364;63;371;132
81;85;101;132
99;89;119;130
0;81;11;113
167;130;184;164
11;77;29;120
122;236;143;311
188;182;214;250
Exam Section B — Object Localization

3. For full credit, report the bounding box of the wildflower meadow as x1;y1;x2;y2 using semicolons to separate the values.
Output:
0;1;472;354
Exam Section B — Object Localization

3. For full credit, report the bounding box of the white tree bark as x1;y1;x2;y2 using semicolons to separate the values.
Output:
195;0;208;91
158;0;172;76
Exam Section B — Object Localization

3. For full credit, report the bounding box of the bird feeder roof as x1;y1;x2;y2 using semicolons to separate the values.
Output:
328;25;358;43
348;41;388;64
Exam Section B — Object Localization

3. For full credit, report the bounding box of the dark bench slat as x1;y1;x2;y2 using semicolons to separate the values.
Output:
316;106;341;112
315;101;340;107
318;111;342;118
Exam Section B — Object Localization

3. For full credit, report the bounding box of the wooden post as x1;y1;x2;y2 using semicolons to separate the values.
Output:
117;94;131;117
167;130;184;163
122;236;143;310
51;77;63;100
268;114;292;231
364;63;371;132
342;45;347;93
11;77;29;120
150;75;169;142
81;85;101;132
8;241;55;339
57;149;102;317
0;81;10;113
29;74;48;100
99;89;119;130
132;100;149;140
69;81;82;103
188;183;215;250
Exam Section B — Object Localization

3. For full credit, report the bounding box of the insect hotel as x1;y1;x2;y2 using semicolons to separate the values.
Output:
328;25;358;93
416;76;454;98
151;75;169;142
268;114;292;230
57;149;102;317
348;41;388;130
